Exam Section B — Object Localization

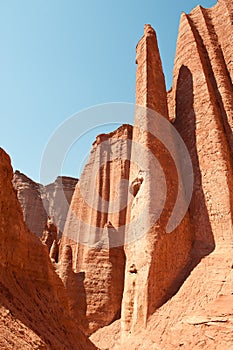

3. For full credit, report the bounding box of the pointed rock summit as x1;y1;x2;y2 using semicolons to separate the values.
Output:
136;24;168;117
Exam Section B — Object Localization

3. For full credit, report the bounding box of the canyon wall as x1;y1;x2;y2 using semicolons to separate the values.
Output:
92;1;233;349
13;171;78;238
170;0;233;249
3;1;232;348
0;148;96;350
59;124;132;334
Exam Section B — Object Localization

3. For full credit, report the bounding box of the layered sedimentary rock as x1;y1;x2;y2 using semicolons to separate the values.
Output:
92;1;233;349
59;124;132;334
45;176;78;237
13;171;78;238
12;171;47;238
171;0;233;248
121;24;193;337
0;148;96;350
4;1;232;348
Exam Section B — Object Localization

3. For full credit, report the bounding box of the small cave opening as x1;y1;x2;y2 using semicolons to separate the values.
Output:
129;264;137;274
131;174;144;197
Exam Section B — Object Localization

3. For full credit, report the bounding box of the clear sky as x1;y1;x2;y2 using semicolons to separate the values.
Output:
0;0;217;183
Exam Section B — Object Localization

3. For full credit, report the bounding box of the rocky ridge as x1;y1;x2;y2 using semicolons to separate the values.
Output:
0;148;96;350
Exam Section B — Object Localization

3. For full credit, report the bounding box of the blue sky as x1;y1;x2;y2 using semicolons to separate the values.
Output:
0;0;217;183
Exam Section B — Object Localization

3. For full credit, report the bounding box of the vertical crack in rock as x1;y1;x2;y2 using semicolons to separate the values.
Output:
172;1;233;247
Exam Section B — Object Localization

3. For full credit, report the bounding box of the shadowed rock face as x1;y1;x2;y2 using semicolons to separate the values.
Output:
13;171;78;238
0;148;96;350
171;1;233;247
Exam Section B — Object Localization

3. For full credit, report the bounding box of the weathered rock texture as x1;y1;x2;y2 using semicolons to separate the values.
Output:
91;1;233;349
0;148;96;350
41;217;59;262
172;0;233;247
4;1;232;348
13;171;78;238
121;24;192;336
59;124;132;334
12;171;47;238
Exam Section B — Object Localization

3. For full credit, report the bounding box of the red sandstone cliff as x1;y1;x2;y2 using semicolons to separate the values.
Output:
1;1;232;349
91;1;233;349
121;23;192;336
0;148;96;350
59;124;132;335
13;171;78;238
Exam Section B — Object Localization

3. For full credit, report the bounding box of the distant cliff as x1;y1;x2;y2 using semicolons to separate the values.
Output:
13;171;78;238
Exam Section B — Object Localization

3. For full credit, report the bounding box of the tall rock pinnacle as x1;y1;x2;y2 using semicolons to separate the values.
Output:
121;24;192;337
136;24;169;118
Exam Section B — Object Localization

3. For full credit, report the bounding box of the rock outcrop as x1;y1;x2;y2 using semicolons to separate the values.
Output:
0;148;96;349
59;124;132;335
171;0;233;247
13;171;78;238
121;24;192;337
12;171;47;238
91;1;233;349
41;217;59;262
3;1;232;349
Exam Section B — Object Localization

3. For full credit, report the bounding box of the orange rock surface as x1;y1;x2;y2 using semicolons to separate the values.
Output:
0;148;96;350
121;23;193;337
59;124;132;334
1;1;232;349
13;171;78;238
92;1;233;349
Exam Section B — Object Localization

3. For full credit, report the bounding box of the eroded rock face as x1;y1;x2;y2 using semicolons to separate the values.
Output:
13;171;78;238
59;124;132;335
45;176;79;237
121;24;193;337
41;217;59;262
0;148;96;350
12;171;47;238
4;1;232;348
171;0;233;247
91;1;233;349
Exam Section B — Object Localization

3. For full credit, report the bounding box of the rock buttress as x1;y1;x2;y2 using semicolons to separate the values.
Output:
121;24;193;337
170;0;233;248
59;124;132;334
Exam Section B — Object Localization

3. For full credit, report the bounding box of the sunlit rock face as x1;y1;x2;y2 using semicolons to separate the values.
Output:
13;171;78;238
0;148;96;350
59;124;132;335
91;1;233;349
